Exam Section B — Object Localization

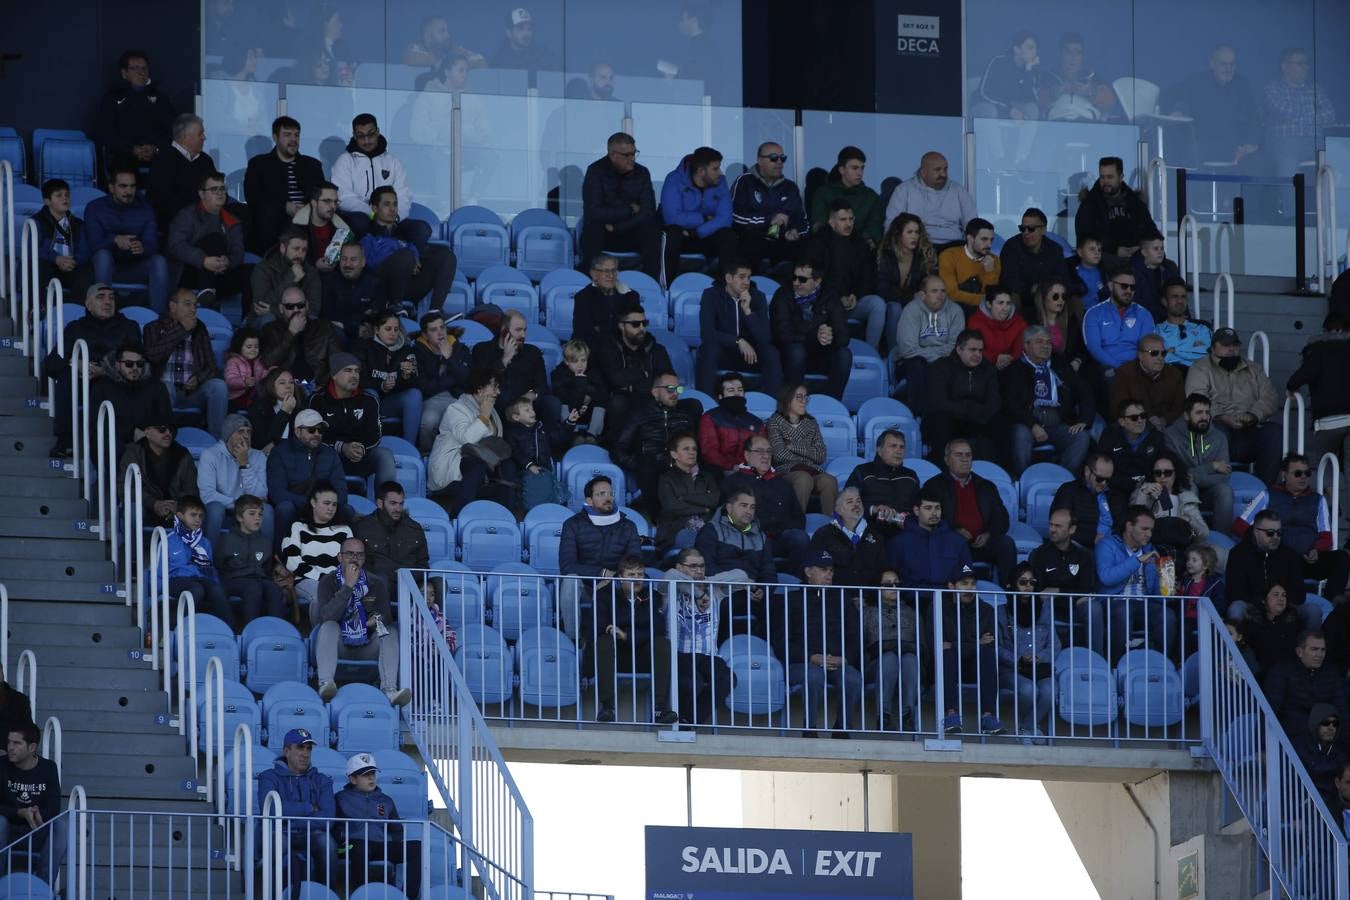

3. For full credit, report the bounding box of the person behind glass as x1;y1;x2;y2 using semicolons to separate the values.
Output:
1041;33;1116;121
1066;232;1108;306
1129;232;1181;322
806;199;887;349
215;494;286;623
1130;449;1208;554
937;218;1001;311
884;153;975;251
403;15;485;67
998;208;1068;302
999;564;1058;741
335;752;422;900
243;115;324;253
695;260;781;395
1263;48;1336;179
427;367;505;510
974;31;1043;121
165;171;246;305
1154;279;1212;368
257;727;335;887
32;179;92;301
357;310;421;446
1096;505;1175;662
167;494;231;619
315;537;410;706
924;439;1018;584
697;373;763;474
492;7;556;72
594;555;678;724
97;49;174;169
781;551;863;736
922;330;1001;464
653;431;718;553
118;419;197;528
308;352;398;493
1241;582;1304;678
769;260;852;398
281;480;353;619
856;568;924;731
724;434;811;565
1178;543;1227;649
564;61;617;100
660;146;737;282
146;114;214;232
414;310;472;452
810;147;883;248
224;327;268;412
1082;270;1156;376
1110;335;1185;430
846;429;920;542
593;299;676;439
46;285;143;457
1002;325;1093;476
894;275;964;415
665;547;739;726
333;115;417;243
876;213;938;354
1074;157;1156;262
198;413;271;541
731;142;807;275
249;368;308;454
143;288;229;435
91;340;173;447
968;285;1027;370
571;253;633;346
358;187;457;313
248;225;322;327
550;339;608;444
766;382;838;517
613;371;700;519
580;134;660;279
1028;508;1102;654
0;723;64;877
1184;327;1280;483
810;487;887;591
1234;453;1350;606
940;565;1004;735
85;164;170;314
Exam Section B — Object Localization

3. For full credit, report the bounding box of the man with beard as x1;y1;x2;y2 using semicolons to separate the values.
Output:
1185;328;1280;483
307;352;397;492
1110;334;1185;429
1083;272;1156;374
249;226;321;325
559;476;642;646
614;371;700;518
243;116;325;253
1166;394;1234;531
593;300;676;433
1073;156;1157;261
45;284;142;457
322;244;386;342
332;115;416;242
1153;279;1213;368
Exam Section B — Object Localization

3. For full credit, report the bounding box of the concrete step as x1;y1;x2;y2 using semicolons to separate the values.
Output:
0;434;59;457
82;797;210;815
90;864;239;898
8;621;142;648
0;475;83;498
64;751;197;782
0;353;32;375
75;773;203;801
0;396;49;415
0;493;91;518
0;417;51;436
65;730;188;758
0;537;110;561
0;555;116;580
0;456;75;478
0;374;39;396
7;599;132;626
41;686;167;714
3;577;123;602
35;662;160;690
0;515;101;539
44;708;175;734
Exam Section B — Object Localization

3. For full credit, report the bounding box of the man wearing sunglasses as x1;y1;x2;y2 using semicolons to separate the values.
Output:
1153;279;1213;367
593;298;675;436
1294;704;1346;810
1110;334;1185;429
91;341;173;447
1235;454;1349;606
1185;327;1281;483
613;370;701;518
997;207;1068;301
165;171;246;306
730;142;807;275
1051;452;1120;547
1095;398;1168;502
1225;509;1322;629
1082;271;1156;372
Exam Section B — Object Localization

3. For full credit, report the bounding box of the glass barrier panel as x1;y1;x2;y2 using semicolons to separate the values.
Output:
801;110;965;210
202;79;281;183
535;97;627;224
460;92;534;216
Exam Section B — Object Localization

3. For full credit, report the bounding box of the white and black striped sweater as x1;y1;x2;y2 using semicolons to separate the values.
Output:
281;522;354;582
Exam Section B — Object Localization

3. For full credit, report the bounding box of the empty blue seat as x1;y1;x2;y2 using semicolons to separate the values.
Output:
172;427;212;460
516;627;579;708
9;184;42;218
750;275;781;298
671;289;704;346
447;206;509;277
122;305;158;328
856;397;913;444
455;319;494;347
178;613;240;686
456;623;514;705
1118;651;1184;727
559;444;611;483
310;745;349;785
292;884;340;900
330;683;400;751
261;681;330;749
489;563;554;639
481;282;540;322
1054;647;1116;726
1231;472;1266;515
825;455;866;486
512;209;574;280
745;391;776;421
542;271;591;340
523;503;572;575
405;498;453;561
380;436;427;498
909;458;940;484
565;462;626;511
807;394;855;460
720;635;786;715
69;185;106;218
241;617;309;693
348;495;376;517
198;678;261;751
841;354;889;413
428;570;486;632
0;873;54;900
457;500;520;570
619;506;653;540
651;329;694;388
0;127;27;182
349;883;410;900
668;272;713;295
33;128;96;187
408;202;445;243
1020;462;1074;536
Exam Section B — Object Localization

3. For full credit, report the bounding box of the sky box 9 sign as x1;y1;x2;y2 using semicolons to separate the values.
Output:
646;825;913;900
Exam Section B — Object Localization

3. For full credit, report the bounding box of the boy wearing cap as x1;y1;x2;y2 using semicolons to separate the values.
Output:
198;413;272;542
493;8;555;72
307;352;398;493
257;728;336;886
781;550;864;736
335;752;422;899
939;566;1004;735
1184;327;1281;483
266;407;348;540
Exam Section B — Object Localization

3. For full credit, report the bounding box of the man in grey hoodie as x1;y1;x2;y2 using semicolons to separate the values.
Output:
884;152;977;247
894;275;965;415
1165;393;1234;533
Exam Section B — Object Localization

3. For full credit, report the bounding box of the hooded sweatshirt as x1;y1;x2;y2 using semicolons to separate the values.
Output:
659;156;732;238
358;329;417;397
895;298;965;362
257;759;335;819
884;170;977;245
332;133;411;219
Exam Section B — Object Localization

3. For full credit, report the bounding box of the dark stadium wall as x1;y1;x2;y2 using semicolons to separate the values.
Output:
0;0;200;149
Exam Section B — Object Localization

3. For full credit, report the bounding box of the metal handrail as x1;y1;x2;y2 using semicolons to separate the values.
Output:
43;278;64;415
0;159;12;312
1247;330;1270;376
1179;213;1200;300
1317;163;1338;293
17;218;36;359
15;649;36;719
174;590;198;750
201;655;224;802
229;721;255;873
1211;272;1234;330
1320;451;1342;549
1148;156;1168;241
147;527;170;678
69;339;89;489
260;790;284;900
122;463;143;609
67;784;87;900
40;715;62;781
1284;392;1306;457
94;401;117;554
1215;221;1235;275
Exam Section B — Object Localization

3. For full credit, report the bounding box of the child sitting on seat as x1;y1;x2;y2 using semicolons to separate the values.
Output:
335;752;422;899
215;494;287;626
549;339;607;443
167;494;231;620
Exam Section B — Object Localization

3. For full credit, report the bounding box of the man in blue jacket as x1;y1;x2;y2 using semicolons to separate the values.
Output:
85;164;170;314
1095;505;1174;662
1082;270;1157;373
660;146;737;282
266;409;349;540
886;487;973;600
695;261;782;395
257;728;335;887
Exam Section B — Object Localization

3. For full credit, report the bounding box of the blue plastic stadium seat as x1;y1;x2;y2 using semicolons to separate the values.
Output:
806;394;855;460
330;683;400;752
349;883;411;900
348;495;376;517
371;749;429;820
513;209;574;280
1117;649;1184;727
559;444;611;483
241;616;309;693
523;503;572;575
122;305;158;328
826;455;866;486
0;872;54;900
1020;462;1074;537
33;128;97;187
565;462;626;511
408;202;446;244
841;354;889;413
405;498;453;561
1054;647;1117;726
456;623;514;705
447;206;509;278
488;563;554;639
177;613;241;686
651;329;694;388
261;681;330;749
0;127;27;182
516;627;579;708
671;288;704;346
720;635;786;715
379;436;427;499
456;500;521;570
197;678;261;751
542;270;591;340
1231;471;1266;515
745;391;776;421
428;570;486;632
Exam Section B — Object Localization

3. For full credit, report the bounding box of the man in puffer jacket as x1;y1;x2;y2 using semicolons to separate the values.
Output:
697;374;763;473
659;146;737;282
331;114;416;242
257;729;336;886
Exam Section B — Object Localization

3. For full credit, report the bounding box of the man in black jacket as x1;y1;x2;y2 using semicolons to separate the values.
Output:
923;439;1017;583
731;142;808;275
593;555;678;724
809;487;888;590
353;481;429;584
571;254;627;346
90;341;173;448
1073;156;1156;261
1051;453;1120;546
1027;508;1103;655
97;50;176;169
322;244;386;341
308;352;396;494
613;371;700;516
769;260;852;397
997;207;1068;301
805;199;886;348
146;114;216;231
45;284;142;456
1095;397;1169;504
723;435;809;566
595;300;674;437
845;429;920;541
1003;325;1094;476
1265;631;1346;736
579;132;659;278
243;116;326;253
922;330;1002;464
1226;509;1316;625
559;476;643;644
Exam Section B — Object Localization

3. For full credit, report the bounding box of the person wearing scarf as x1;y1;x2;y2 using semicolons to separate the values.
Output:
166;495;232;621
1002;325;1093;477
723;434;810;565
768;261;852;397
314;537;410;706
558;476;642;646
118;421;198;527
809;487;888;592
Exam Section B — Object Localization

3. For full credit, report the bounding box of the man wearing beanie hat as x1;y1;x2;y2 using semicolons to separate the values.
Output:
198;413;274;542
335;752;422;898
307;351;397;492
257;728;336;886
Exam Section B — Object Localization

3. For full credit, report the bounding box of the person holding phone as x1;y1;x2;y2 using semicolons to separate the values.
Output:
313;537;410;707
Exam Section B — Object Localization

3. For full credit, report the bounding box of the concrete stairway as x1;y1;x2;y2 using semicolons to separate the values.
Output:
0;331;237;898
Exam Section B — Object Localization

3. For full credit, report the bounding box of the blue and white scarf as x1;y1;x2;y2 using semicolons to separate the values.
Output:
1024;356;1059;408
173;517;214;576
336;565;371;647
833;514;868;546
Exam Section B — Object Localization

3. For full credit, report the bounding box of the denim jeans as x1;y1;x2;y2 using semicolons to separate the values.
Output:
867;650;920;725
1008;422;1091;477
788;662;864;730
846;294;887;348
91;249;170;313
377;387;423;445
167;377;228;436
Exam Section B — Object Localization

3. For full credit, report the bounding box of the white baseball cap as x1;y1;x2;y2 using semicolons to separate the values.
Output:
346;752;378;776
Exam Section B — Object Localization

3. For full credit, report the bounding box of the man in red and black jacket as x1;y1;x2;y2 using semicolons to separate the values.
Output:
922;438;1017;584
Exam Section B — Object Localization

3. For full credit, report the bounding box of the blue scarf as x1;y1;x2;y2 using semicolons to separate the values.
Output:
793;287;821;314
173;517;215;576
833;514;867;546
1024;356;1058;408
336;565;371;647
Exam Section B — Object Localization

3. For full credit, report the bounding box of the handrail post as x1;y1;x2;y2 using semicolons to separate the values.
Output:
123;464;143;609
18;219;37;360
176;590;198;749
16;649;36;720
203;655;224;808
1247;330;1270;377
66;784;87;900
1149;157;1168;245
44;278;64;414
232;722;255;874
1319;452;1342;550
261;790;283;900
1212;271;1234;330
1284;393;1306;457
148;527;169;674
95;402;118;567
68;340;89;489
1179;214;1200;302
1316;163;1337;293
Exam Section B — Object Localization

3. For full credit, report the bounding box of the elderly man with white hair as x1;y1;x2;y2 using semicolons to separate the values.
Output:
999;324;1095;476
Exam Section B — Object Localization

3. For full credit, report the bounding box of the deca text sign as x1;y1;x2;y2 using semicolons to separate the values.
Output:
646;825;913;900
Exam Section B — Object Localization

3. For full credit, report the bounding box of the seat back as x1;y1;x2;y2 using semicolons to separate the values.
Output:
972;461;1018;518
456;624;514;705
810;407;856;461
491;574;554;640
671;289;704;346
34;129;96;187
0;130;27;181
841;355;889;413
331;683;400;751
565;463;626;510
379;436;427;498
825;455;866;486
459;518;523;571
515;225;574;280
264;688;330;749
180;614;241;686
241;617;309;693
719;635;786;714
405;498;453;560
744;391;776;421
516;627;579;708
0;873;54;900
651;329;694;387
429;571;486;632
451;217;510;277
543;281;586;340
1120;665;1184;727
1020;462;1074;535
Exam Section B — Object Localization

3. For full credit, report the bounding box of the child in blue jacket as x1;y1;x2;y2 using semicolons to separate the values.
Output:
166;494;231;619
335;752;422;898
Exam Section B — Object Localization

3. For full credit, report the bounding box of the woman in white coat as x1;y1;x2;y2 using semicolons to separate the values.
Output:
428;367;503;510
